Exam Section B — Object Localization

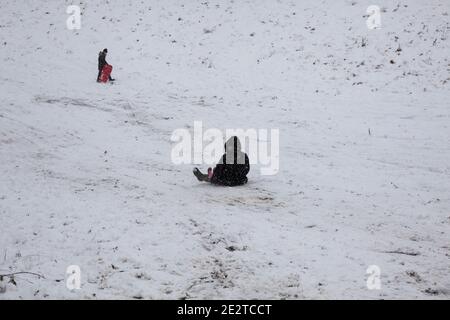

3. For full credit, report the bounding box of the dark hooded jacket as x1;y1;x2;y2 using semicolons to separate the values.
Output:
98;51;108;70
210;136;250;186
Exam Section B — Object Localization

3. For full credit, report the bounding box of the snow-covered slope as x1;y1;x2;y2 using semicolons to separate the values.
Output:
0;0;449;299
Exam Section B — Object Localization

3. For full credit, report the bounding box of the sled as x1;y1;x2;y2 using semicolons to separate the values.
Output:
100;64;113;83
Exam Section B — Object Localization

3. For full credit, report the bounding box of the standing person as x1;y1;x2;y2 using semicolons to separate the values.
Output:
193;136;250;186
97;48;115;82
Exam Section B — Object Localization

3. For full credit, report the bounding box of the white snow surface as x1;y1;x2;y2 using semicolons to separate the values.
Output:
0;0;449;299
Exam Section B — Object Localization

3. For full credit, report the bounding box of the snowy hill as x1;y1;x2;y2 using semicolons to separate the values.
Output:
0;0;449;299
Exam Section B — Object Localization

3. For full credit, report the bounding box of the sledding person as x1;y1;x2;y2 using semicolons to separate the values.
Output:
97;48;115;82
194;136;250;186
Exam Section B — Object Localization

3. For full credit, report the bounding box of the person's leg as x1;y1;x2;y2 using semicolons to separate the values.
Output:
193;168;210;182
97;69;102;82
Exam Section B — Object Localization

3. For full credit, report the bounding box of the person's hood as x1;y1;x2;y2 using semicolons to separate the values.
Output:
223;136;246;164
225;136;241;154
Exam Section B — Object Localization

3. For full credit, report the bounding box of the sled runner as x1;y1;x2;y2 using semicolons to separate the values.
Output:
100;64;113;83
